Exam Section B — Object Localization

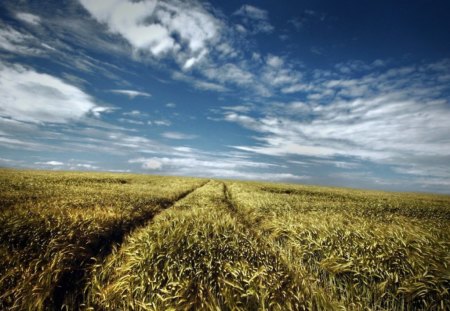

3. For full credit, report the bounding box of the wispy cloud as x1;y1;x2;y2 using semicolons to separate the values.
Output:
162;132;197;140
128;154;305;181
1;0;449;192
151;120;171;126
233;4;274;34
221;60;450;184
118;118;145;125
171;71;228;92
110;89;151;98
15;12;41;25
35;160;64;166
123;110;148;117
0;26;42;55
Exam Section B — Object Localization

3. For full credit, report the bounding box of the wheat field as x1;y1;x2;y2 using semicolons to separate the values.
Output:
0;169;449;310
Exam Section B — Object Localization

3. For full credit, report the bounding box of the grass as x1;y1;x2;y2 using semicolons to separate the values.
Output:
0;168;449;310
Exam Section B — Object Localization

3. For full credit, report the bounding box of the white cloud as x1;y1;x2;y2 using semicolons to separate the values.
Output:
0;26;42;55
222;61;450;184
192;80;228;92
153;120;171;126
0;157;23;165
162;131;197;140
75;163;99;169
221;105;253;113
0;157;14;162
129;157;162;169
233;4;274;34
392;162;450;179
266;55;284;68
233;140;337;157
171;71;228;92
0;63;110;123
92;106;116;117
207;170;308;181
123;110;147;117
118;118;145;125
166;102;176;108
129;154;266;170
79;0;220;69
129;155;306;181
203;63;254;86
173;146;195;153
16;12;41;25
281;83;311;94
234;5;268;20
235;24;247;33
111;89;151;98
261;56;303;89
36;161;64;166
77;1;299;98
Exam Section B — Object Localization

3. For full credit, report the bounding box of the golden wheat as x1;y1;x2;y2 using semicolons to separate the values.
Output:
0;169;449;310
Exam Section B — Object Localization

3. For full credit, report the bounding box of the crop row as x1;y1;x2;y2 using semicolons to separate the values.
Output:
226;182;450;310
0;169;206;310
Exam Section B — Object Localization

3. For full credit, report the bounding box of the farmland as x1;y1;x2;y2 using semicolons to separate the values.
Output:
0;169;449;310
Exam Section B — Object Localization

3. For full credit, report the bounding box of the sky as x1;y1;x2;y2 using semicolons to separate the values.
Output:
1;0;450;194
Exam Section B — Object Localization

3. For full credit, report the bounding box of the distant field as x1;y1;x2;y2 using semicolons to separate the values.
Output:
1;169;449;310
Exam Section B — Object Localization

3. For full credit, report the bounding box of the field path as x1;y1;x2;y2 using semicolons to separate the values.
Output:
56;179;211;310
85;180;337;310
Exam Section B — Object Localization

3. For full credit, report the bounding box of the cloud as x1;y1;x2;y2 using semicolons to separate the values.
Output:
152;120;171;126
129;157;162;169
110;89;151;98
0;157;14;163
0;63;110;123
334;59;386;74
234;5;268;20
35;161;64;166
171;71;228;92
77;1;298;98
221;105;253;113
123;110;147;117
79;0;220;69
0;157;23;166
221;60;450;184
162;131;197;140
261;55;303;89
203;63;254;86
177;50;306;98
75;163;99;169
281;83;311;94
266;55;284;68
208;170;308;181
288;18;303;31
0;26;42;55
128;155;307;181
118;118;145;125
233;4;274;34
166;102;176;108
131;156;275;170
15;12;41;25
191;80;228;92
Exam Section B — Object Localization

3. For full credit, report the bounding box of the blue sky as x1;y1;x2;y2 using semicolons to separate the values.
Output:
1;0;450;193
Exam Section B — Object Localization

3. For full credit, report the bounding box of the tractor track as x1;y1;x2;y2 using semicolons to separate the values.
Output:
53;180;211;311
